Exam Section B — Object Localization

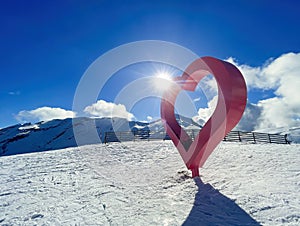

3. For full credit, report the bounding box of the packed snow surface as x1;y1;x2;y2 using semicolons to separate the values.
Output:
0;141;299;225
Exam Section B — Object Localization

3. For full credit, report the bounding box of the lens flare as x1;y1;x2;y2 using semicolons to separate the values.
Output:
152;70;173;93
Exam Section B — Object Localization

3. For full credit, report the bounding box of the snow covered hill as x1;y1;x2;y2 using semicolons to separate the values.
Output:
0;141;299;225
0;115;201;156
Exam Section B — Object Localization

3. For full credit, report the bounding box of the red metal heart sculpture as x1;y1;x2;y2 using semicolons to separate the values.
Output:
161;56;247;177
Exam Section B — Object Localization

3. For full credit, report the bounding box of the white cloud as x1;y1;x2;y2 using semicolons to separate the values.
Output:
229;53;300;130
8;91;21;95
196;75;217;101
193;96;218;125
16;107;76;123
226;57;269;89
84;100;134;120
235;102;262;131
226;53;300;92
147;116;153;122
193;97;201;102
195;53;300;131
256;97;300;129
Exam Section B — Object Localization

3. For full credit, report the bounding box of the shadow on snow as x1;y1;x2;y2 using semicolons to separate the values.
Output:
183;177;261;226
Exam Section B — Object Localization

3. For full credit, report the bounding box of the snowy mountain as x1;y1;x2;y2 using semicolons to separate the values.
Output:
1;114;299;157
0;141;299;225
0;115;201;156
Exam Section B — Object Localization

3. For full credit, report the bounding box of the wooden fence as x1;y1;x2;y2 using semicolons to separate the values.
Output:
104;130;290;144
223;131;290;144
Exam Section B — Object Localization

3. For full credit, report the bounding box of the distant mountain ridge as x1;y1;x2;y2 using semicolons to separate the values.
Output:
0;115;201;156
1;116;299;157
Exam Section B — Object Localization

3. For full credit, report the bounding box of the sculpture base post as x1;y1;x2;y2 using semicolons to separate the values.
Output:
191;168;199;178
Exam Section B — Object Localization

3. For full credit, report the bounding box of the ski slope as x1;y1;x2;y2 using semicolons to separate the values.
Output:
1;141;299;225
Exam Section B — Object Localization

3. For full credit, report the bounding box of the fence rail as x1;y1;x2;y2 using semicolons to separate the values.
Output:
224;131;290;144
103;130;290;144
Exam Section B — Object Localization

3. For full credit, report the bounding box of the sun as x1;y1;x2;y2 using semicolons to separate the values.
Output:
151;70;173;93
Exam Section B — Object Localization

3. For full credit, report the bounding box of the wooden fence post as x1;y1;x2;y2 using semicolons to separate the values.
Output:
238;131;242;142
104;132;107;144
284;134;290;144
252;132;256;143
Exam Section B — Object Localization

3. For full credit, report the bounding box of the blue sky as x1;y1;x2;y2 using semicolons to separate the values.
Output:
1;0;300;129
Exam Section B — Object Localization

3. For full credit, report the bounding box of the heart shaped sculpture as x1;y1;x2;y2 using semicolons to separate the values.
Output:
161;56;247;177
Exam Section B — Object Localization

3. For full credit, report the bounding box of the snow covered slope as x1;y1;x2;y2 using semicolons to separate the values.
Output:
0;141;299;225
0;115;201;156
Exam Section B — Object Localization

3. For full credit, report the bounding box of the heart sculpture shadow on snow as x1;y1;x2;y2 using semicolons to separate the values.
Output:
161;57;247;177
182;177;261;225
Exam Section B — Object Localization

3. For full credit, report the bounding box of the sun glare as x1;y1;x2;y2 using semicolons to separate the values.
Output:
152;70;173;93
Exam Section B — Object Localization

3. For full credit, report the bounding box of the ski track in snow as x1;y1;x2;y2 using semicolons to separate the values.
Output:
0;141;299;225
